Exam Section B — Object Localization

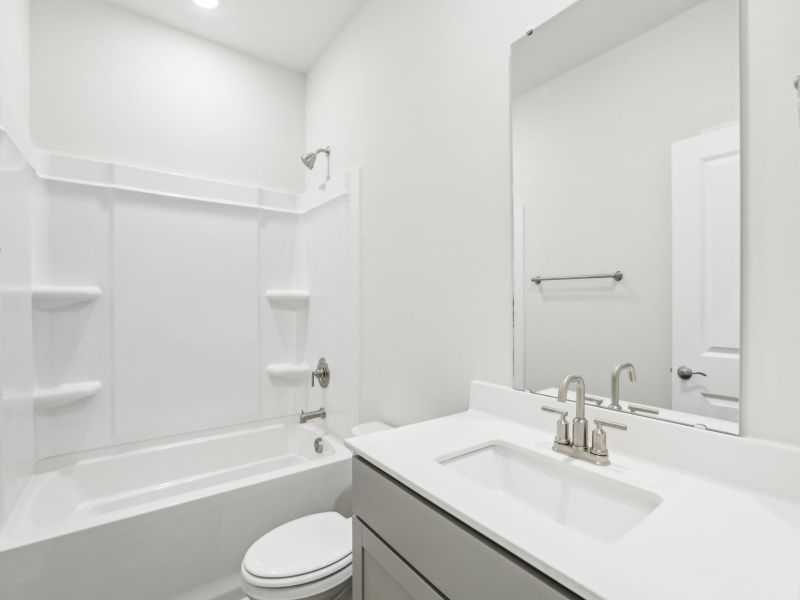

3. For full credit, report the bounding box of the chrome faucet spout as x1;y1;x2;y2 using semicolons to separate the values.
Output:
610;362;637;410
558;374;588;449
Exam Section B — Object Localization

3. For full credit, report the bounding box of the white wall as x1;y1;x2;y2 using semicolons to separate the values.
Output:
0;0;30;138
0;0;34;527
305;0;576;426
30;0;306;192
0;132;36;525
514;0;739;408
741;0;800;444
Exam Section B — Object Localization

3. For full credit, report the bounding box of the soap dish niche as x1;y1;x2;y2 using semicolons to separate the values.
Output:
34;380;102;411
33;286;101;309
266;363;310;386
265;290;310;310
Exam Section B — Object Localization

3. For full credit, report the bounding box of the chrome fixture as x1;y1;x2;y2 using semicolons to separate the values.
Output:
531;270;623;285
300;407;326;424
311;357;331;388
628;403;660;415
610;362;637;410
589;419;628;458
676;365;707;380
314;437;324;454
301;146;331;181
562;394;603;407
795;75;800;124
558;374;589;450
586;394;604;407
541;374;628;466
541;406;570;445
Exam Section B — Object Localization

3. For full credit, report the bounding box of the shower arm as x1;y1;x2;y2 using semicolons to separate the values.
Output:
795;75;800;125
319;148;330;181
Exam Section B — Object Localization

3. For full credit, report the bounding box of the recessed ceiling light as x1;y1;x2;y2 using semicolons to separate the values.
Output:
192;0;219;9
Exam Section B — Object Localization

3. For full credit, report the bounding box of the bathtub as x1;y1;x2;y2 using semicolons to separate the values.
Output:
0;420;352;600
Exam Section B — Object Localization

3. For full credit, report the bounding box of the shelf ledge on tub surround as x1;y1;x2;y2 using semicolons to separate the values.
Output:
266;363;310;380
32;286;102;309
265;290;310;310
34;381;103;411
1;96;350;216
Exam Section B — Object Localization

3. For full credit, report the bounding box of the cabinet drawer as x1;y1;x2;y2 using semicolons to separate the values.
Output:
353;457;580;600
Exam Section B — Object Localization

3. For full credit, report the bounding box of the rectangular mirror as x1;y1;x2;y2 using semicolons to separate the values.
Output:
511;0;741;434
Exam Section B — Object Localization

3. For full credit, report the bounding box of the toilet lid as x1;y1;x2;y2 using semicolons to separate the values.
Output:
244;512;352;580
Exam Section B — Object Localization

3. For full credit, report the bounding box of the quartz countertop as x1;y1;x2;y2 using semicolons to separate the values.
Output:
346;382;800;600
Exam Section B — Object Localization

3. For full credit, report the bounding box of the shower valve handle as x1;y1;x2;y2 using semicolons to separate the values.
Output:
311;357;330;388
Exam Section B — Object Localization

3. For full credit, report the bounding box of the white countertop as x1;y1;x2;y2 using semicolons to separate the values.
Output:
346;382;800;600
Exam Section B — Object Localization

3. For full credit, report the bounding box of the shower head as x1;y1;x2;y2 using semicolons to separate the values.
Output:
301;147;332;180
301;152;317;169
301;147;330;170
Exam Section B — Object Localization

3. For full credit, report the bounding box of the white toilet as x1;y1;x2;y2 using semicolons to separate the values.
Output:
240;422;391;600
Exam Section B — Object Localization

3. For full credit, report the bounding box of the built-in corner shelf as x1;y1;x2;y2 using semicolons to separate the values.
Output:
265;290;310;310
266;363;310;382
32;286;102;309
33;380;102;411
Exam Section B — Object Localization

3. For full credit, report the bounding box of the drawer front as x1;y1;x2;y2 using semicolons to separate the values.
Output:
353;457;580;600
354;518;445;600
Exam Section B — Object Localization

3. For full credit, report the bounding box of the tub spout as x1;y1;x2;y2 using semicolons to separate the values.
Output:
300;407;326;424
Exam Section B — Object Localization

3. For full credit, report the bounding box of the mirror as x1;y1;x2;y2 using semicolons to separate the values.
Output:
511;0;741;433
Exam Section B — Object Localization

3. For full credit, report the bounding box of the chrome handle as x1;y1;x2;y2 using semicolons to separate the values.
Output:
627;403;660;415
311;357;330;388
541;406;570;446
590;419;627;458
585;394;604;406
676;365;707;380
594;419;627;431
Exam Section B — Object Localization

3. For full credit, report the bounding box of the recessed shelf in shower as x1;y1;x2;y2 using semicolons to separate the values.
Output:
33;380;103;411
265;290;310;310
32;286;102;309
266;363;311;381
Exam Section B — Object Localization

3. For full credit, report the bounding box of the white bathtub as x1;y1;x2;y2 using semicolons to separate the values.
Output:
0;420;352;600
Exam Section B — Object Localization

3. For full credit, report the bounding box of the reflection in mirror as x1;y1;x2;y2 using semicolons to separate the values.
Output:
511;0;740;433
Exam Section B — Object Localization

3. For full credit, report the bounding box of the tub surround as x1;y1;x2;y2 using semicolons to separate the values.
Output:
346;381;800;600
0;98;362;467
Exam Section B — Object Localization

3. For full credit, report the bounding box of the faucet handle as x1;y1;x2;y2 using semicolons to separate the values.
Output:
585;394;604;407
541;406;570;446
627;403;659;415
590;418;627;457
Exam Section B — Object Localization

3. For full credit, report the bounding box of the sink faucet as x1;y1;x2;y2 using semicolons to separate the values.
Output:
541;373;628;466
558;374;588;449
610;362;636;410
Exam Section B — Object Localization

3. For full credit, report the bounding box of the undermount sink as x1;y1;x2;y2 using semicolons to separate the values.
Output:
439;442;662;543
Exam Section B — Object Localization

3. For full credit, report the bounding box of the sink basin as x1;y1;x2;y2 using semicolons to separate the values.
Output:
439;442;662;543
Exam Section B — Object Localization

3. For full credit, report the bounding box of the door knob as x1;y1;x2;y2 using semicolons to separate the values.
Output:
676;365;707;380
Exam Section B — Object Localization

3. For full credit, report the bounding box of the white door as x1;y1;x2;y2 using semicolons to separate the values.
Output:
671;124;740;423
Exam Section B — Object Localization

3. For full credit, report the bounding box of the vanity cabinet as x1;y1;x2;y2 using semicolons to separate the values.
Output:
352;457;581;600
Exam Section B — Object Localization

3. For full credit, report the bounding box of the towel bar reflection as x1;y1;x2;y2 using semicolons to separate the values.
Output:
532;271;623;284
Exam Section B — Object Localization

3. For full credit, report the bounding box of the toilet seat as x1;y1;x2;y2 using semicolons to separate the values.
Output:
242;512;353;599
241;563;352;600
242;554;352;588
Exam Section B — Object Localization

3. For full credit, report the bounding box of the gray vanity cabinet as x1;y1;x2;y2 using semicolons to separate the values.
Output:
354;520;444;600
352;457;581;600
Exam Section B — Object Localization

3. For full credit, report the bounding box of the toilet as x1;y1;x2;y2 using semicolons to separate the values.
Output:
240;422;391;600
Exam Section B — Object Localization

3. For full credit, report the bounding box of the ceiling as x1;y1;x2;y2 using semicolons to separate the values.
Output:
102;0;367;73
